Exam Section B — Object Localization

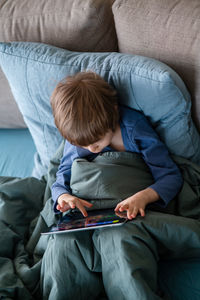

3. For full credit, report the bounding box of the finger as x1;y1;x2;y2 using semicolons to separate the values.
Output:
58;199;70;210
127;209;134;220
76;201;88;217
114;203;121;211
58;199;65;208
115;211;126;218
57;203;69;212
130;207;138;219
56;204;61;211
68;201;76;209
59;203;71;213
59;207;69;212
60;202;71;211
114;204;121;212
139;208;145;217
115;211;121;217
80;199;93;207
119;204;128;212
115;203;125;212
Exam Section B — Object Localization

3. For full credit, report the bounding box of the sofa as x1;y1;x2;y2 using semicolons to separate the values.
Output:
0;0;200;299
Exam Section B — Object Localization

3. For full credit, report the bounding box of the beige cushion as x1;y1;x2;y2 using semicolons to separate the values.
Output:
0;70;26;127
0;0;117;128
112;0;200;132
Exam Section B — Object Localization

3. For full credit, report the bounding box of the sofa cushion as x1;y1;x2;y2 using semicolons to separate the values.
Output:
0;41;200;178
0;129;36;177
0;0;117;128
112;0;200;132
0;70;26;128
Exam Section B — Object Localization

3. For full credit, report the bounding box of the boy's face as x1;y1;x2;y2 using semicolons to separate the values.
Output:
82;130;114;153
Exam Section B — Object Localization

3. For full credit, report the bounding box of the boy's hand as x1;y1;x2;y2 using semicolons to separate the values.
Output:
114;188;159;220
57;193;93;217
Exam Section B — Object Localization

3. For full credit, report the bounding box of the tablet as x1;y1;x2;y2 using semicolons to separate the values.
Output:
42;209;128;235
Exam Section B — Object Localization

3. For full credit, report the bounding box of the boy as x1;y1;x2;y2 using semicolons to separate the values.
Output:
41;71;184;300
51;71;183;219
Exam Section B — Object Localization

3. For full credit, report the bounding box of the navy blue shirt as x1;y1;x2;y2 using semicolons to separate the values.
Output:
52;105;183;212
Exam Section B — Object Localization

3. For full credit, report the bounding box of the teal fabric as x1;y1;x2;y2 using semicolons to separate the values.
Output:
41;231;104;300
69;151;200;299
70;152;154;209
41;212;200;300
0;42;200;178
158;259;200;300
0;141;200;299
0;129;36;177
71;151;200;219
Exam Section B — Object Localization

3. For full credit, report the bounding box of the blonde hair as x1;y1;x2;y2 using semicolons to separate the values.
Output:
51;71;119;146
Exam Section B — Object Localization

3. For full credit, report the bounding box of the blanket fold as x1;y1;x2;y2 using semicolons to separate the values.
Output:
71;151;200;219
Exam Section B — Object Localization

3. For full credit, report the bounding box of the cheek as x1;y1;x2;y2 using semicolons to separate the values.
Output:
101;139;110;148
106;135;112;144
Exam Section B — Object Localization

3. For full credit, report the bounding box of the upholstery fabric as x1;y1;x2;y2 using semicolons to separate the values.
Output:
0;0;117;128
0;129;36;177
112;0;200;132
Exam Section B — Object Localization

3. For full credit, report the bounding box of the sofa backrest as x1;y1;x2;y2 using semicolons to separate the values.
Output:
112;0;200;133
0;0;117;128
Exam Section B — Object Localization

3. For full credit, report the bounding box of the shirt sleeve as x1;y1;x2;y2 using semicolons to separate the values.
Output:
131;115;183;207
51;140;80;213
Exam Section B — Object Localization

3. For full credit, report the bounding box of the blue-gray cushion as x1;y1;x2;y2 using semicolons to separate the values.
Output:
0;42;200;177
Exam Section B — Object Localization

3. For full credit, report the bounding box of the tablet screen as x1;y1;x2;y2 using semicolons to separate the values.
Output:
42;209;128;235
